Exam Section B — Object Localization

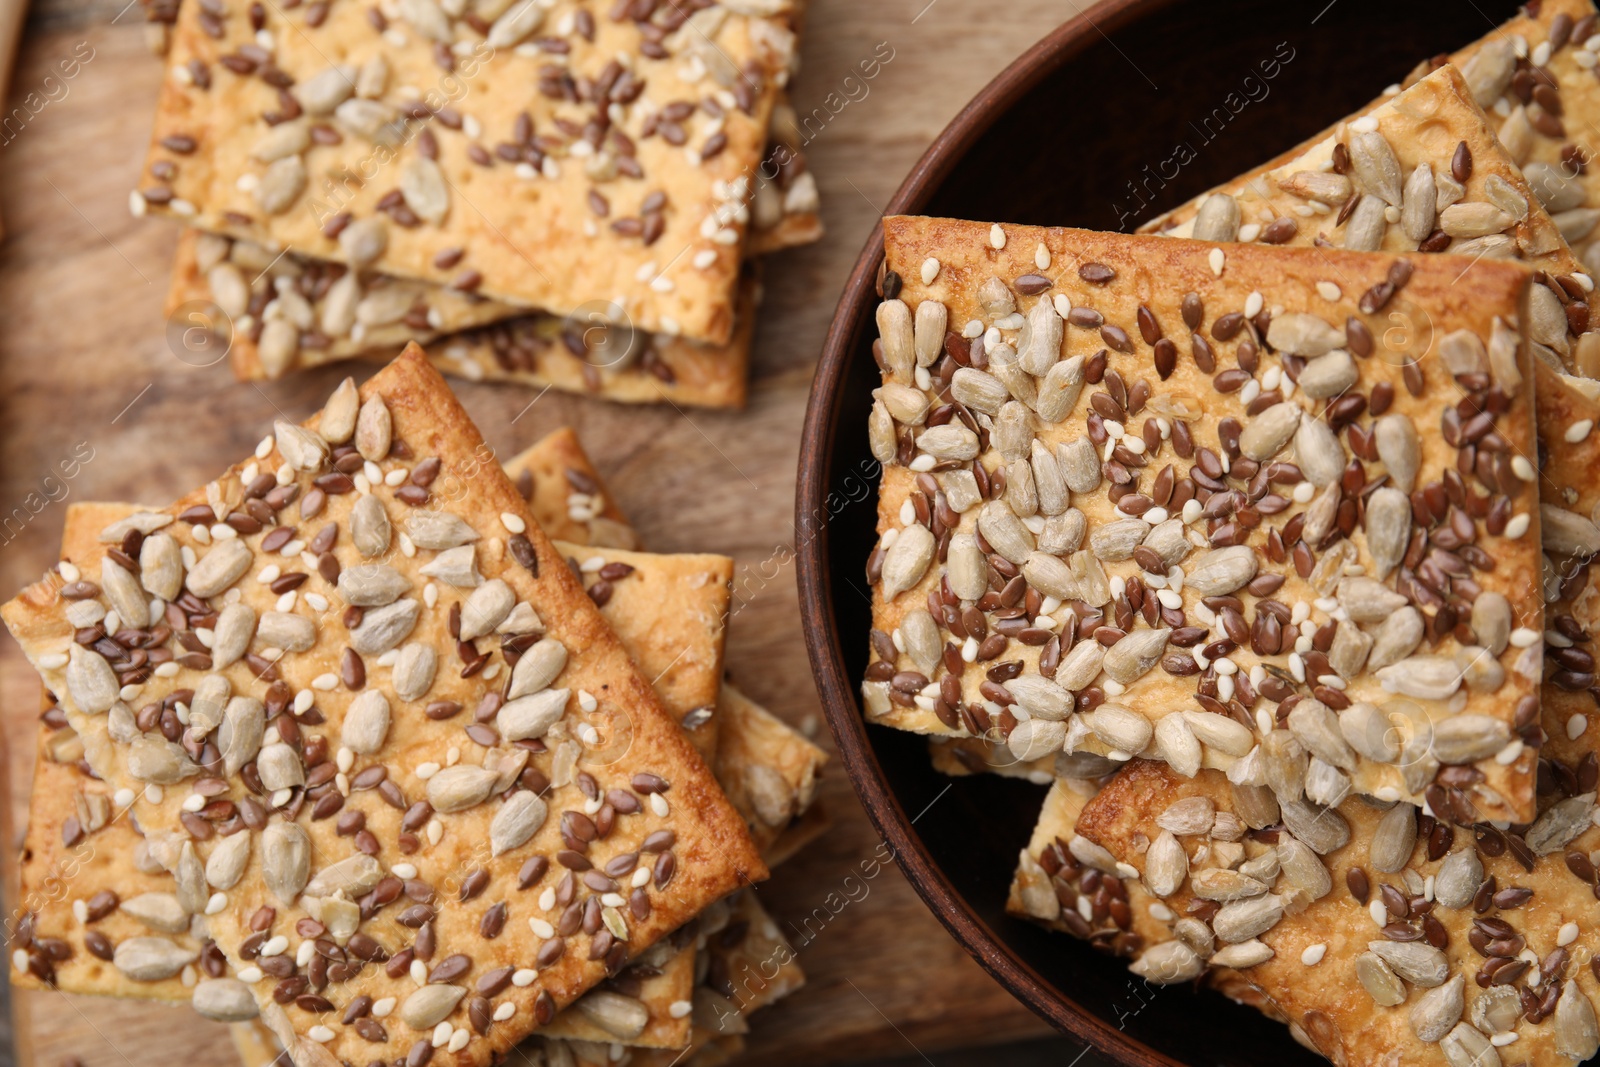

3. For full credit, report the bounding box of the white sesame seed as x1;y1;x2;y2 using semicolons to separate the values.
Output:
1300;944;1326;966
1559;921;1580;947
1316;281;1342;301
1369;900;1386;926
114;788;135;809
528;917;555;939
1495;740;1523;765
1569;714;1589;740
493;1002;516;1022
921;257;940;284
372;996;397;1017
1490;1033;1519;1048
416;762;440;779
296;940;316;966
989;224;1005;249
432;1022;454;1048
38;652;68;670
1208;248;1226;276
262;936;289;957
1504;512;1530;539
1035;244;1051;270
1292;481;1315;504
669;1000;693;1019
1238;223;1261;242
312;673;338;691
1244;291;1263;318
238;966;263;983
650;793;669;817
1568;419;1594;443
144;784;163;804
1511;455;1535;481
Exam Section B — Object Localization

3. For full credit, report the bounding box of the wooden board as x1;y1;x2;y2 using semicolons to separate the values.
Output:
0;0;1085;1063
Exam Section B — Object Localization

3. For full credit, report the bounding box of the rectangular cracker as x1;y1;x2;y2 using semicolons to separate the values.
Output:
19;717;702;1053
424;269;756;410
1411;0;1600;308
711;682;828;856
1072;760;1600;1067
1004;375;1600;1062
552;538;729;764
135;0;798;344
1138;63;1599;382
14;706;212;1002
505;429;830;851
1121;22;1600;789
865;215;1544;822
165;98;819;385
503;427;640;551
0;347;766;1067
173;236;762;410
14;510;725;1056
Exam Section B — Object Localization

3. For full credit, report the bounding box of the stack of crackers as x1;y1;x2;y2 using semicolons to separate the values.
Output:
131;0;823;408
4;346;828;1067
862;2;1600;1062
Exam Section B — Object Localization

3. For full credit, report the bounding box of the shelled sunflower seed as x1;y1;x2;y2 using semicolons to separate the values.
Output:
0;348;766;1067
864;216;1544;824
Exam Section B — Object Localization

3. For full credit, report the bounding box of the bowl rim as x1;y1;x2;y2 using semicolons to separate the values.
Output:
794;2;1190;1064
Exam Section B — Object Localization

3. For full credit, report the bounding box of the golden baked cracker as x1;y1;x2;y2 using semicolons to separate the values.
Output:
0;348;766;1067
950;58;1598;789
166;102;818;387
171;232;761;409
1124;47;1600;808
758;799;829;869
683;889;805;1040
747;100;823;255
424;270;756;410
1411;0;1600;315
710;683;827;856
165;229;520;380
1536;376;1600;772
1138;63;1598;382
1074;760;1600;1066
554;539;729;765
505;430;830;847
505;428;639;551
135;0;797;346
865;216;1543;822
13;708;211;1002
1005;777;1172;959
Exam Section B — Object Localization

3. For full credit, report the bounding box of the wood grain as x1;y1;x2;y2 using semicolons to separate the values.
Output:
0;0;1082;1063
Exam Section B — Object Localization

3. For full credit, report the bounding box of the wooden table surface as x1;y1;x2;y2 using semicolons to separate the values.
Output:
0;0;1102;1063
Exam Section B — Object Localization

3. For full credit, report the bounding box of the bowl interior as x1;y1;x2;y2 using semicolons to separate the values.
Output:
807;0;1525;1064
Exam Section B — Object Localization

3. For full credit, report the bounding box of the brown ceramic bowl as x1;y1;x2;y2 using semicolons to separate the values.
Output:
795;0;1525;1063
